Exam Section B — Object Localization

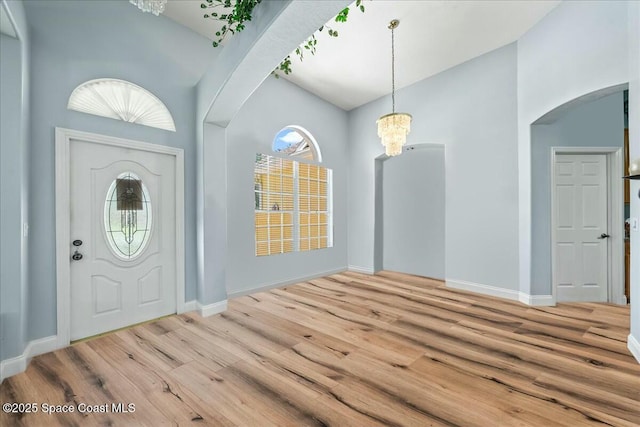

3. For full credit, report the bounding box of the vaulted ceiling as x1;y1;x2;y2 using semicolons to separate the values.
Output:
163;0;560;111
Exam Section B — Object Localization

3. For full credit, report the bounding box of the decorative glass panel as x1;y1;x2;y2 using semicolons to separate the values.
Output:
104;172;152;260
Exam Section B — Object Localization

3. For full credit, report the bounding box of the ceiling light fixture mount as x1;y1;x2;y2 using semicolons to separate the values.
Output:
129;0;167;16
377;19;412;157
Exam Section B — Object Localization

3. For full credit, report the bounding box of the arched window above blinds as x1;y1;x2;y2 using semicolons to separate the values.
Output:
256;126;332;257
67;78;176;132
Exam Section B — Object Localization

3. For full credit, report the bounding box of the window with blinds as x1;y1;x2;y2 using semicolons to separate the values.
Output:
254;153;332;256
298;163;329;251
255;155;295;256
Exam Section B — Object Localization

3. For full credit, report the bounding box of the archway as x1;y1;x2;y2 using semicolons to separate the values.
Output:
530;84;627;303
373;144;445;279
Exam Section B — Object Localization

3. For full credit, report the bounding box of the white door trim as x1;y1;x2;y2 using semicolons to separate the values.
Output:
550;147;625;304
55;127;186;348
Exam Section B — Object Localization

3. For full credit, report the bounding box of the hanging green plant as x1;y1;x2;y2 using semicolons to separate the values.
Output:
202;0;367;76
201;0;263;47
272;2;366;78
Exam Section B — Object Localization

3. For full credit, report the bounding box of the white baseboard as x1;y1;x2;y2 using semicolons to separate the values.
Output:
446;278;521;302
628;334;640;364
0;335;58;383
518;293;555;306
615;295;629;305
197;300;228;318
227;267;347;299
446;279;555;307
183;300;198;313
347;265;374;274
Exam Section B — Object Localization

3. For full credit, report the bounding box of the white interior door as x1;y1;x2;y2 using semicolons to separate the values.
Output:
553;154;608;302
69;139;177;340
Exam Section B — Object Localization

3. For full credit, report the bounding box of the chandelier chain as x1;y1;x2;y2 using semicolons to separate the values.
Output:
391;24;395;113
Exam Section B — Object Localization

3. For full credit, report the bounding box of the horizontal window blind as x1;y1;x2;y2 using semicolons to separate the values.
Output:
298;163;329;251
255;155;294;256
255;153;332;256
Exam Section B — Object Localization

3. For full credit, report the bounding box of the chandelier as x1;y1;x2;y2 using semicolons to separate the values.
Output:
377;19;412;157
129;0;167;16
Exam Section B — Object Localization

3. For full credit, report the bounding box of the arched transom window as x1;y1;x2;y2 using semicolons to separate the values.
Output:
67;78;176;132
272;126;322;162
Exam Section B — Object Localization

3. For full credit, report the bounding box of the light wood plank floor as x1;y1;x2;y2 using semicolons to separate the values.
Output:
1;271;639;426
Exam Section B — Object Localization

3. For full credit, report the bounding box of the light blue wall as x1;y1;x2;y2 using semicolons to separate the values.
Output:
23;0;214;340
194;1;349;305
225;76;349;296
530;91;624;295
0;0;29;363
0;34;25;361
516;0;628;297
380;145;445;279
348;43;519;291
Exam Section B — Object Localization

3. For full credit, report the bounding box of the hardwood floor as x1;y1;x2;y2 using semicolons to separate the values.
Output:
1;271;639;426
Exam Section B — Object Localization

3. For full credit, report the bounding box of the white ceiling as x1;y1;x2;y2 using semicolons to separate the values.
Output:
164;0;560;111
164;0;232;42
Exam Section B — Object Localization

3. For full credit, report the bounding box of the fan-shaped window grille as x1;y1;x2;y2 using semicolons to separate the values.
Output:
104;172;153;260
68;78;176;132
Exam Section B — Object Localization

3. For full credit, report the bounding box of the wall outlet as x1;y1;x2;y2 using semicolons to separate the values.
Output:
23;222;29;238
632;218;639;232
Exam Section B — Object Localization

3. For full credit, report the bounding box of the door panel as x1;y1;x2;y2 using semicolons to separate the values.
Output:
92;276;121;314
70;140;176;340
553;154;608;302
139;266;162;305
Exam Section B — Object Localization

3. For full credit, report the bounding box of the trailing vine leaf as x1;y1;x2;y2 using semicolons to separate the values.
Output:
273;0;368;77
271;55;292;79
335;7;349;23
202;0;368;77
201;0;262;47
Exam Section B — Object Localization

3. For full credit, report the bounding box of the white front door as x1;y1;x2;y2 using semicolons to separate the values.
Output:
553;154;609;302
69;139;177;340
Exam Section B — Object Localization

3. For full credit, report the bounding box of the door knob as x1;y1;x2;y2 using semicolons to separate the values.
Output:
597;233;610;239
72;250;83;261
73;239;83;246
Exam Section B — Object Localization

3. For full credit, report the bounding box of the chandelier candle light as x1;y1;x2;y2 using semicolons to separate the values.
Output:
129;0;167;16
377;19;412;157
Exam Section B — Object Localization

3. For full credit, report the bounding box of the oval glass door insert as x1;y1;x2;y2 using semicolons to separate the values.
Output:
104;172;153;260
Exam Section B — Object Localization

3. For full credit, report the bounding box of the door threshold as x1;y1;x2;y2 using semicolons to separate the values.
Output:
71;314;175;345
